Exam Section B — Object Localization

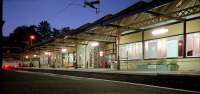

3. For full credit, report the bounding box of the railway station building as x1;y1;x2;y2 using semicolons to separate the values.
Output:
21;0;200;72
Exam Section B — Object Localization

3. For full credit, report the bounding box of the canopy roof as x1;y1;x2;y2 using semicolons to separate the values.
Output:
24;0;200;55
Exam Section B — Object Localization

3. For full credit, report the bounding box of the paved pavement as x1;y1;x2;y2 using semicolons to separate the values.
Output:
2;70;199;94
20;67;200;76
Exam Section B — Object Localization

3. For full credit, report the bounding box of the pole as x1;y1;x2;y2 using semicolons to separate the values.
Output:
85;45;87;68
68;52;70;65
75;44;78;69
62;53;64;68
183;20;186;58
39;50;41;68
30;39;32;46
127;51;128;70
117;28;120;70
142;30;145;60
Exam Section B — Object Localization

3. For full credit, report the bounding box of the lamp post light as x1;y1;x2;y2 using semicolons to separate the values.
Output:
30;35;35;46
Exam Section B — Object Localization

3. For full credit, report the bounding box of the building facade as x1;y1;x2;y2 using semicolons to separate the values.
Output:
21;0;200;72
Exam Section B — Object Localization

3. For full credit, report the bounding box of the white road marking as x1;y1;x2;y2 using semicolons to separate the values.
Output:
14;70;200;94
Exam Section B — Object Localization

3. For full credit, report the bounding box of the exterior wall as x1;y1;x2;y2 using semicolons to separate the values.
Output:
106;43;113;50
116;19;200;72
118;23;184;44
117;58;200;71
186;19;200;33
67;47;76;53
120;32;142;44
26;19;200;72
144;23;183;40
177;58;200;71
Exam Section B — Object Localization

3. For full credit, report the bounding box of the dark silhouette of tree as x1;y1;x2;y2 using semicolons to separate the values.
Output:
8;25;40;48
9;26;29;47
61;27;70;33
52;28;60;37
3;21;72;60
37;21;52;40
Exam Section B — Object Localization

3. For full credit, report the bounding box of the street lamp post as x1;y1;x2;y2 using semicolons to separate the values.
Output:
30;35;35;46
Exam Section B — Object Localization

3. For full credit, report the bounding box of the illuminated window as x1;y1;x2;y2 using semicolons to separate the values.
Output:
145;40;158;58
120;42;142;60
187;32;200;57
119;44;128;60
69;53;74;63
145;36;183;59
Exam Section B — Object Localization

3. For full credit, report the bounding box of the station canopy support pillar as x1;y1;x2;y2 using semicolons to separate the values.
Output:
117;28;121;70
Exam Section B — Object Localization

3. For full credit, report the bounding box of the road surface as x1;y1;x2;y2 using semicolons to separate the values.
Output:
2;70;199;94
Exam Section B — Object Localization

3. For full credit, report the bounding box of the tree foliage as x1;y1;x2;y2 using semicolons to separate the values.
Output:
8;25;40;48
37;20;52;40
5;20;71;49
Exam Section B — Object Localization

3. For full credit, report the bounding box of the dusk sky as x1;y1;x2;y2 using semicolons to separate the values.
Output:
3;0;145;37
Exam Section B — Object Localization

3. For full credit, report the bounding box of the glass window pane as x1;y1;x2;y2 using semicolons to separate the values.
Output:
119;45;128;59
120;42;142;60
187;33;200;57
128;44;134;60
157;38;166;58
167;39;178;57
148;40;158;58
145;36;182;59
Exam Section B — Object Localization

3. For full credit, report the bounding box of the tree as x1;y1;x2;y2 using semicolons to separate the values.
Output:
52;28;60;37
37;21;52;40
9;26;29;47
8;25;40;48
61;27;70;33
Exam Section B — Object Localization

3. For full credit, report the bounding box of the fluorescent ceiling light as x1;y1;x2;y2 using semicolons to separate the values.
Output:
121;30;135;35
44;52;51;55
25;55;29;59
99;51;104;56
90;41;99;47
152;28;168;35
33;54;37;57
61;48;67;53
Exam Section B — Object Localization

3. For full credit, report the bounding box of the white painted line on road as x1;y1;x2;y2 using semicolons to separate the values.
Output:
14;70;200;94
